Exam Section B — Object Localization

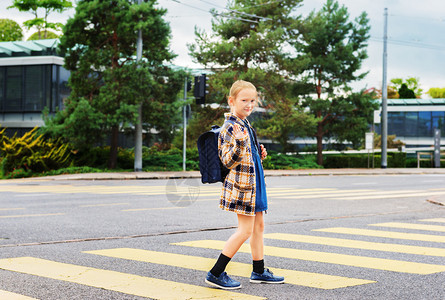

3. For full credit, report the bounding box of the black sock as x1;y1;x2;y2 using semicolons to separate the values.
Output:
210;253;231;277
253;259;264;274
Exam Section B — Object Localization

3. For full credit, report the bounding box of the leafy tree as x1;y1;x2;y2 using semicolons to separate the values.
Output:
291;0;371;164
141;66;187;147
427;87;445;98
369;86;398;99
387;86;399;99
8;0;72;39
42;0;177;169
373;133;405;149
0;19;24;41
398;83;416;99
27;30;58;40
323;91;379;149
390;77;422;98
188;0;316;151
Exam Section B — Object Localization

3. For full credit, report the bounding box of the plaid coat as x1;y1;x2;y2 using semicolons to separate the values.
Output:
218;113;258;216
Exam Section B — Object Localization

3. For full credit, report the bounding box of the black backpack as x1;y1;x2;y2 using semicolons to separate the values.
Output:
197;125;230;184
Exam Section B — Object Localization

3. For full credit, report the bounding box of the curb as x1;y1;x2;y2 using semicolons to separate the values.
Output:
6;168;445;181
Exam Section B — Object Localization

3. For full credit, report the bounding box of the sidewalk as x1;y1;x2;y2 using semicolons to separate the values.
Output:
25;168;445;181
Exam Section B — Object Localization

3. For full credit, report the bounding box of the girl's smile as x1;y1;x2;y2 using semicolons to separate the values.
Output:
229;88;257;120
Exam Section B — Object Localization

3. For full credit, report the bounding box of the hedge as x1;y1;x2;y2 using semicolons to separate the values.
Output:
263;151;322;170
323;152;406;168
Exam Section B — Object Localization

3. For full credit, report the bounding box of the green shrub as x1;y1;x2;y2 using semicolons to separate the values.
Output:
0;127;73;176
406;157;445;168
3;168;33;179
43;166;103;176
73;146;134;169
263;151;322;170
323;152;406;168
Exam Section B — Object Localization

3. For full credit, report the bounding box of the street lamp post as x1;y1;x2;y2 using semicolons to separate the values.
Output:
134;0;143;172
381;7;388;169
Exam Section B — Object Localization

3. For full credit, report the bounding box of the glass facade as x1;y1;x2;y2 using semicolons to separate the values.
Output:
383;111;445;137
0;65;69;113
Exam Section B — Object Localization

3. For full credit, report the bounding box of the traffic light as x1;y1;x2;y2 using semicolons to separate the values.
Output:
194;74;209;105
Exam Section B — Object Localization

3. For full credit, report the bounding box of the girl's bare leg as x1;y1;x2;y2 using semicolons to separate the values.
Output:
250;211;264;261
221;214;255;258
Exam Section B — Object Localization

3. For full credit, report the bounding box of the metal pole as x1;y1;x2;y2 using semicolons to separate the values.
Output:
381;7;388;169
134;0;143;172
183;77;187;171
434;128;441;168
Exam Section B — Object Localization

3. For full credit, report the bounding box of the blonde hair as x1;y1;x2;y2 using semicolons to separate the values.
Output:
229;80;257;99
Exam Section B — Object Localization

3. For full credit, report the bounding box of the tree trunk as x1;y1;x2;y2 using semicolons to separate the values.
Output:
316;122;324;166
108;126;119;169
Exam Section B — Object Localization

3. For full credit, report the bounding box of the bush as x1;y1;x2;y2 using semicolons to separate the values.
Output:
2;166;105;179
263;151;322;170
73;146;134;169
323;152;406;168
0;127;73;176
406;157;445;168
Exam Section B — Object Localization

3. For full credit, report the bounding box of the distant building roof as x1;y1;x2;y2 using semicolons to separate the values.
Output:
0;39;60;58
386;98;445;106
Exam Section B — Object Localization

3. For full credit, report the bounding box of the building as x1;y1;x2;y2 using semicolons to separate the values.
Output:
0;39;70;136
375;98;445;149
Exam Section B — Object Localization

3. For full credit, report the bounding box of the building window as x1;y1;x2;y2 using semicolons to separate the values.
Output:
0;64;69;114
4;66;23;111
59;66;70;110
51;65;58;112
432;111;445;136
0;67;4;111
418;111;432;137
388;112;405;136
24;65;51;111
405;112;418;137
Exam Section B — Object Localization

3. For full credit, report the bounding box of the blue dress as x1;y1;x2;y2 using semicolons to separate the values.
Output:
243;120;268;213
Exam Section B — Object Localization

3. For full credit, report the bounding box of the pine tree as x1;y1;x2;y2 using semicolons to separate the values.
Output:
292;0;371;164
188;0;316;152
44;0;179;168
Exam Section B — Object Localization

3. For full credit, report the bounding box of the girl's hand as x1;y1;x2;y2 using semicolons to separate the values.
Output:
260;144;267;159
233;123;248;140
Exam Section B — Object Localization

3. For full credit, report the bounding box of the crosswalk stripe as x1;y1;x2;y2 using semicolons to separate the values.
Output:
79;203;129;207
0;213;65;219
0;290;37;300
0;208;25;211
172;240;445;275
264;233;445;257
122;207;183;211
278;189;429;200
276;189;374;199
267;189;337;196
419;218;445;223
84;248;375;289
0;257;264;300
313;227;445;243
332;190;445;200
370;222;445;233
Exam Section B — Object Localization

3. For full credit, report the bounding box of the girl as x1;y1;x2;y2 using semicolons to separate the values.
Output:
205;80;284;289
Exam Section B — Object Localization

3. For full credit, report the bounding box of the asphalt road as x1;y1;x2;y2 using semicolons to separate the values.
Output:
0;174;444;299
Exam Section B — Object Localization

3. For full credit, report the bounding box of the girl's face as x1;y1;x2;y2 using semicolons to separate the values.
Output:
228;88;257;120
